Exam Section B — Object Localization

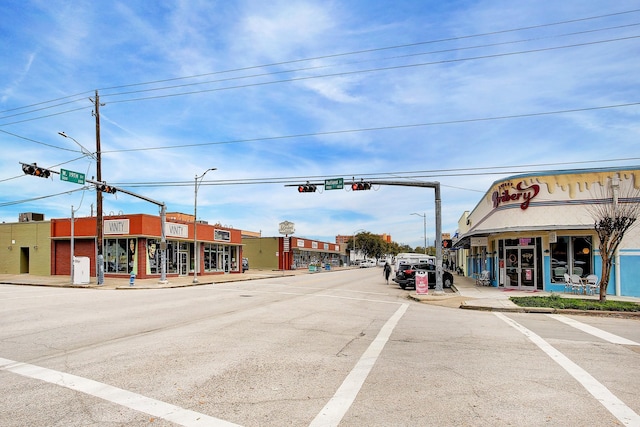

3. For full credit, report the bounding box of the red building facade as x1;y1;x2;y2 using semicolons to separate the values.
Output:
51;213;243;279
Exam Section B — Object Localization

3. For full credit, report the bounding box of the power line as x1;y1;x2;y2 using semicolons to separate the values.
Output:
52;8;640;94
94;101;640;154
111;158;640;188
2;32;637;128
1;9;638;123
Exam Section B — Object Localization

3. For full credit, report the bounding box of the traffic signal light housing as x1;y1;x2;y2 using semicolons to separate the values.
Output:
22;163;51;178
351;180;371;191
298;182;317;193
97;183;117;194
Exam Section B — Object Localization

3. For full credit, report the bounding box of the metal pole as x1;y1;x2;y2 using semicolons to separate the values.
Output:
411;213;427;255
159;204;168;284
423;214;427;255
193;168;216;283
71;205;74;284
434;184;443;294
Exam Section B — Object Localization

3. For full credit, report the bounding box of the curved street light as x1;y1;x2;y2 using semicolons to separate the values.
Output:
193;168;216;283
352;228;366;264
411;212;428;255
58;131;98;160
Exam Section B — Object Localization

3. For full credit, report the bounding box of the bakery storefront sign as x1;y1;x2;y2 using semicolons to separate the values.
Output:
492;181;539;210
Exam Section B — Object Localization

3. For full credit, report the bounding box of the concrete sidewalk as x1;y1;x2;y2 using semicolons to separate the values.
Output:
409;271;640;315
0;269;307;290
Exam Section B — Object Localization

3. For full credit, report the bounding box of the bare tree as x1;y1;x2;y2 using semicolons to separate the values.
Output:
588;174;640;302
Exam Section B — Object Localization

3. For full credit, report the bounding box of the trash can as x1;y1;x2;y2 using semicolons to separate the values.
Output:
325;264;331;271
129;272;136;287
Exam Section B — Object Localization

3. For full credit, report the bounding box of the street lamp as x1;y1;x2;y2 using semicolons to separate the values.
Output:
411;213;427;254
59;131;102;284
58;132;97;160
193;168;216;283
352;228;366;264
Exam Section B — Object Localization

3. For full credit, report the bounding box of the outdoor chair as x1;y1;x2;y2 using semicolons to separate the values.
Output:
569;274;584;295
476;270;491;286
553;266;567;282
573;266;583;277
563;273;572;293
585;274;600;296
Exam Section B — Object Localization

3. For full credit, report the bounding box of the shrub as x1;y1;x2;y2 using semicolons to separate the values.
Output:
510;294;640;312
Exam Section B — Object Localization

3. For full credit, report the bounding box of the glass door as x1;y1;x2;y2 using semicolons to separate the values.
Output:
504;246;537;290
178;251;188;276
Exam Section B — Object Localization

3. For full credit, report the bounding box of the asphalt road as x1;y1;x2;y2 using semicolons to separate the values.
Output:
1;268;639;426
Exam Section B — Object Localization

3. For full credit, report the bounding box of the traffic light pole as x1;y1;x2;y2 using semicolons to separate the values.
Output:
373;181;443;294
20;162;168;284
290;179;444;293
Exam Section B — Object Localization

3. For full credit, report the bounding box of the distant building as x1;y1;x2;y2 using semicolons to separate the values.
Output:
243;236;343;271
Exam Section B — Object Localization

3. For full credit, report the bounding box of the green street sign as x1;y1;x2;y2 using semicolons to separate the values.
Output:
60;169;85;185
325;178;344;190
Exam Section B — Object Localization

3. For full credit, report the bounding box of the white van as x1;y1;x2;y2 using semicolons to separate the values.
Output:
394;253;435;272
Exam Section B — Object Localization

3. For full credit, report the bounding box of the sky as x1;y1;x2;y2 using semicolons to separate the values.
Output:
1;0;639;249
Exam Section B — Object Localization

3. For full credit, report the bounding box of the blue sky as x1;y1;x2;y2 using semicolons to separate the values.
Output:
1;1;639;248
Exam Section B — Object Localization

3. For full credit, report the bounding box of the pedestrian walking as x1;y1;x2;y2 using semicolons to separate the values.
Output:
383;262;392;284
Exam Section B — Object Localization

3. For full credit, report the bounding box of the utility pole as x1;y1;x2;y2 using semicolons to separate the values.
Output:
92;90;104;285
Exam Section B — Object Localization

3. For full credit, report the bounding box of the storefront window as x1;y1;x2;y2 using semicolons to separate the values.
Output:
146;239;178;275
147;239;160;274
551;236;592;279
204;244;221;272
105;238;136;274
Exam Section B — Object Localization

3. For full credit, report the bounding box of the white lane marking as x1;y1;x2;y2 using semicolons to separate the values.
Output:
0;357;242;427
310;303;409;427
546;314;640;346
494;313;640;426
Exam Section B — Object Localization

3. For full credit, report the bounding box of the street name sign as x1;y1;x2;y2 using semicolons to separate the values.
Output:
324;178;344;190
60;169;85;185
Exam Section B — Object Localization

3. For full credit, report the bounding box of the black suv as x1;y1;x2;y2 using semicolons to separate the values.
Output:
393;263;454;289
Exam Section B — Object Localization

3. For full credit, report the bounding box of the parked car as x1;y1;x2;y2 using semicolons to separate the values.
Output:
393;263;453;289
242;257;249;272
360;259;377;268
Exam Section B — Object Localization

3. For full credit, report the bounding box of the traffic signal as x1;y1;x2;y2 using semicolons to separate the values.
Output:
22;163;51;178
97;183;117;194
351;181;371;191
298;183;317;193
442;239;452;249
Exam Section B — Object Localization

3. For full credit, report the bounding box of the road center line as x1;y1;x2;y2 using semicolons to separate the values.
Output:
0;357;242;427
310;303;409;427
546;314;640;345
494;313;640;426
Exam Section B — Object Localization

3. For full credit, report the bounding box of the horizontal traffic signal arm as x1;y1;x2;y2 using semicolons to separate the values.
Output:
20;161;117;194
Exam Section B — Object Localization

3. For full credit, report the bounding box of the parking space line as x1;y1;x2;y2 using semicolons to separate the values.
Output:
495;313;640;427
310;303;409;427
0;357;242;427
546;314;640;346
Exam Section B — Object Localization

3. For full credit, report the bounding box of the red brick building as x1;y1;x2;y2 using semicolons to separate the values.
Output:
51;213;243;279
